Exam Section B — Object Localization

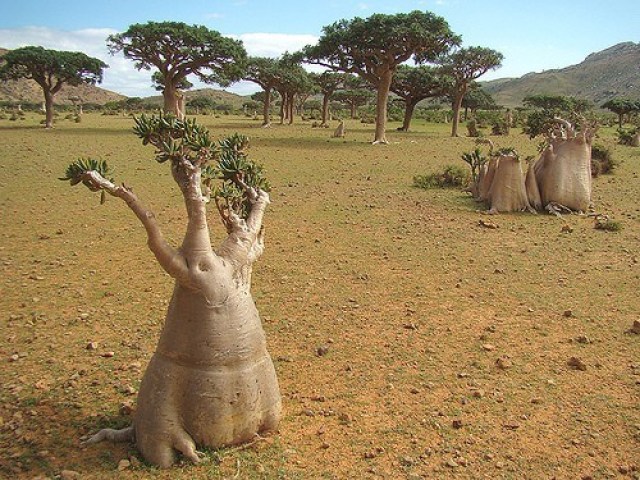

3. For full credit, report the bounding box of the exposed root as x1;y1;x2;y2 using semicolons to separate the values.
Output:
82;425;135;445
546;202;573;217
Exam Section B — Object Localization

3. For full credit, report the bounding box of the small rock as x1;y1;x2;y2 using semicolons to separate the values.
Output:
452;419;464;429
479;219;499;229
60;471;81;480
117;459;130;471
100;351;115;358
567;357;587;371
575;335;591;344
531;397;543;404
86;342;98;350
625;320;640;335
446;458;459;468
8;354;19;362
320;441;330;449
561;224;573;233
563;310;573;318
503;421;520;430
403;323;418;330
400;456;416;466
495;356;512;370
316;345;330;357
472;389;485;399
482;344;495;352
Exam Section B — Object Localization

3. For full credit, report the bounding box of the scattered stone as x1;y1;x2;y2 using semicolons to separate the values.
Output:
117;459;130;471
410;387;420;394
86;342;98;350
575;335;591;344
400;456;416;466
316;345;330;357
403;323;418;330
482;344;495;352
8;354;19;362
567;357;587;371
479;219;499;229
471;389;485;399
321;441;330;449
625;320;640;335
302;409;315;417
495;356;512;370
446;458;459;468
503;421;520;430
563;310;573;318
531;397;543;404
100;351;115;358
60;471;81;480
561;224;574;233
452;419;464;429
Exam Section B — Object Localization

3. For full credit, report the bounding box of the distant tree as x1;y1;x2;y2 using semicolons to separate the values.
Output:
302;11;459;144
273;59;312;125
310;72;347;126
441;46;503;137
108;21;246;119
187;96;216;114
461;87;497;119
390;65;450;131
243;57;282;127
333;75;374;119
522;95;593;138
0;46;107;128
601;98;639;128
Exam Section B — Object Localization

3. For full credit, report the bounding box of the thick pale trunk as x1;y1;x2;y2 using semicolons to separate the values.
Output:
136;275;281;467
373;71;393;144
478;156;498;202
287;94;294;125
631;132;640;147
321;94;330;126
333;120;345;138
163;86;179;117
44;90;54;129
451;91;464;137
487;155;532;214
534;122;593;211
525;160;542;210
262;89;271;127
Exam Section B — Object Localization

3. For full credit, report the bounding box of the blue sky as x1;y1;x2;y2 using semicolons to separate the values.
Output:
1;0;638;97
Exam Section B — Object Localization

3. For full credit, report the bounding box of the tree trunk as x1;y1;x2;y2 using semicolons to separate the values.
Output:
321;94;330;126
400;100;417;132
262;89;271;127
163;85;180;117
350;102;357;120
618;113;623;129
287;94;294;125
373;70;393;144
44;90;55;129
534;120;594;212
451;91;464;137
81;171;282;468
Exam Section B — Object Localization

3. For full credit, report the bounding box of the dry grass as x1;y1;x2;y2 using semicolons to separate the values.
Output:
1;113;639;479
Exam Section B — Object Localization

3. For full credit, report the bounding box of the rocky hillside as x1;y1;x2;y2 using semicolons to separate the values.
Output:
482;42;640;107
0;47;125;105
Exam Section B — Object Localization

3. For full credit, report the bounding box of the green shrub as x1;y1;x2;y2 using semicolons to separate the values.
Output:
616;127;638;146
594;218;622;232
591;144;618;176
414;165;469;189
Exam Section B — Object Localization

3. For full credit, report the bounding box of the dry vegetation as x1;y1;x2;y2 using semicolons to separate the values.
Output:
0;113;639;479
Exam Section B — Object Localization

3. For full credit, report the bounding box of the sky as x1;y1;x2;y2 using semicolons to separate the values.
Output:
1;0;638;98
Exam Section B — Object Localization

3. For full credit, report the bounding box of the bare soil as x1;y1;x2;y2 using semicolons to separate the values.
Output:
1;113;638;479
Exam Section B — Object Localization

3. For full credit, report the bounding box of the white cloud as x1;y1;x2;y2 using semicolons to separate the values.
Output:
0;27;320;98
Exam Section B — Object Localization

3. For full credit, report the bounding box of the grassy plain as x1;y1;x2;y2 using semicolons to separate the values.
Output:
0;113;639;479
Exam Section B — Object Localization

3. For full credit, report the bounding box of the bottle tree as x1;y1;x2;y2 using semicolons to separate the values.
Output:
108;22;246;118
0;46;107;128
62;116;282;468
301;11;459;144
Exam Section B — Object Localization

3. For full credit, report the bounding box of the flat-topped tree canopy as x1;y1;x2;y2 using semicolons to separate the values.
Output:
0;46;107;128
108;21;247;117
301;10;460;144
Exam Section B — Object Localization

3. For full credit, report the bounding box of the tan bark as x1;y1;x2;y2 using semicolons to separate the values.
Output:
631;132;640;147
525;158;542;211
478;156;498;202
81;171;282;468
333;120;345;138
486;154;533;214
373;70;392;144
534;119;594;212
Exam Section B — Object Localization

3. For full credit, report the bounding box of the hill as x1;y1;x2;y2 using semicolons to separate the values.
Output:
143;88;247;109
482;42;640;107
0;47;126;105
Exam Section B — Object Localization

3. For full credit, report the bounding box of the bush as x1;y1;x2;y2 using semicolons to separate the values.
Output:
594;218;622;232
591;144;618;176
616;127;639;146
414;165;469;189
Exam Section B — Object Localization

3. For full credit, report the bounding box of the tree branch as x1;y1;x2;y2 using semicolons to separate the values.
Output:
81;171;190;282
